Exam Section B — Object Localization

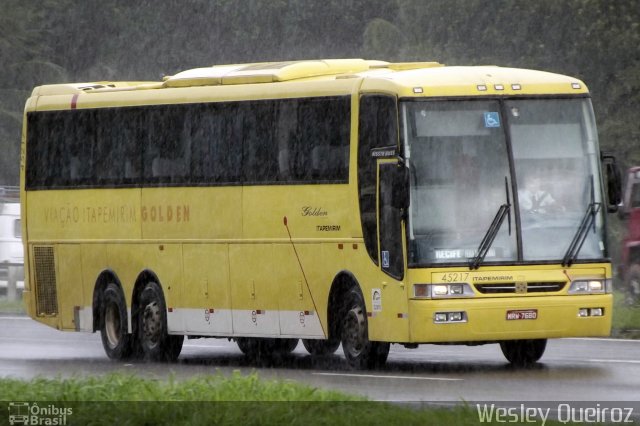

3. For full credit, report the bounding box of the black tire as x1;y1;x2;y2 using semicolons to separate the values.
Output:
137;281;183;362
100;282;134;360
235;337;255;355
274;338;299;354
500;339;547;366
236;338;298;359
302;338;340;356
340;289;390;369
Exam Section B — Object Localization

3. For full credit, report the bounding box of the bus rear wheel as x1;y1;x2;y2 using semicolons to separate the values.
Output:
236;338;298;359
340;289;389;369
100;282;134;360
500;339;547;366
137;281;183;362
302;338;340;356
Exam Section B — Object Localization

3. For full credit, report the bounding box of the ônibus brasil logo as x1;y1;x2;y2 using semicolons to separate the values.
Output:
8;402;72;425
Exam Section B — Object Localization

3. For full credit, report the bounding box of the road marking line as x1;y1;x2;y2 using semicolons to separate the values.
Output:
183;344;229;349
312;372;462;381
567;337;640;343
588;358;640;364
0;337;99;343
0;316;31;321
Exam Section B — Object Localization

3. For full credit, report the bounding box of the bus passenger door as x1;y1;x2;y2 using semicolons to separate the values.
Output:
371;160;410;342
377;161;408;280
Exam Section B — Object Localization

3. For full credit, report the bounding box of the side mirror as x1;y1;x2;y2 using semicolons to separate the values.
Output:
601;152;622;213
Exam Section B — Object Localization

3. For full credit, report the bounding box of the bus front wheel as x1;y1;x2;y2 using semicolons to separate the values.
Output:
137;281;183;362
500;339;547;366
340;289;389;369
100;282;134;360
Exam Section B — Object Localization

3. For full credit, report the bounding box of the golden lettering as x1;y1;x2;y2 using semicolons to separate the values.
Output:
139;205;190;223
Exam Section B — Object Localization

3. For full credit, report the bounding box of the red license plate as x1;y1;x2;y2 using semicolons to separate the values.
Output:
506;309;538;320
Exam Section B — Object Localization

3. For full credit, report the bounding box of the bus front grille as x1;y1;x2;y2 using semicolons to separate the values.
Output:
474;282;566;294
33;246;58;316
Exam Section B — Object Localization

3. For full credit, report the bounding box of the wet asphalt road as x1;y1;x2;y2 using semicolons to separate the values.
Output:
1;315;639;404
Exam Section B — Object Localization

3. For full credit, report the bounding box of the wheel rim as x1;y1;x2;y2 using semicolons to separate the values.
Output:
343;305;366;358
142;301;161;349
104;302;121;349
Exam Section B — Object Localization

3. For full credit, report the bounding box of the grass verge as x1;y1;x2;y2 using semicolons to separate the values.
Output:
0;373;498;426
612;291;640;338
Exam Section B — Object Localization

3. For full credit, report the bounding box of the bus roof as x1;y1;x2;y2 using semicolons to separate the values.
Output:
28;59;589;105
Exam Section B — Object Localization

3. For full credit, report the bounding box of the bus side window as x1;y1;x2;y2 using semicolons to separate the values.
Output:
311;144;328;177
241;101;278;184
142;106;189;184
275;100;298;181
278;145;292;180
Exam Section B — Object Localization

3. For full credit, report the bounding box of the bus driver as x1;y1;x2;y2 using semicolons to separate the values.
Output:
519;177;559;214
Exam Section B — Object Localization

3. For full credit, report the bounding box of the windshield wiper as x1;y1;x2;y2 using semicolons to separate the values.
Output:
469;178;511;270
562;176;601;267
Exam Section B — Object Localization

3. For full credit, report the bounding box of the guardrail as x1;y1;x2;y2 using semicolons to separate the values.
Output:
0;186;19;203
0;263;24;302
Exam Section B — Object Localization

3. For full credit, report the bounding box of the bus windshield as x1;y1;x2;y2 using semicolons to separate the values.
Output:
403;98;606;266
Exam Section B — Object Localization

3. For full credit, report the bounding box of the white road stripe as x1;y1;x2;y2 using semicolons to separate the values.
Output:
183;344;230;349
587;358;640;364
312;372;462;381
567;337;640;343
0;337;99;343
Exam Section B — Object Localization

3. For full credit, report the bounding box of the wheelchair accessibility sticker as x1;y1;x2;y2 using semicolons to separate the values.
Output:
484;112;500;128
382;251;390;268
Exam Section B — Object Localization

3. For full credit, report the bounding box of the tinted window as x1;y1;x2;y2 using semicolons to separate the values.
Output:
358;94;398;264
190;103;242;184
95;109;142;185
241;97;351;184
242;101;279;183
26;96;350;189
142;106;190;184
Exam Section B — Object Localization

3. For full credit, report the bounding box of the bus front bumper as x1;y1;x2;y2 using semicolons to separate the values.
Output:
407;294;612;343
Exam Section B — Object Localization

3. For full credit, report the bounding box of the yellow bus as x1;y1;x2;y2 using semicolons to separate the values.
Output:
20;59;621;368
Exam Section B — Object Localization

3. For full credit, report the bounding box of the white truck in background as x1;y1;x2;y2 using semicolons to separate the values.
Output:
0;186;23;299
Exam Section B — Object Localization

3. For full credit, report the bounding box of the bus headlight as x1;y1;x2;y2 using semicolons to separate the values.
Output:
414;283;475;298
568;279;609;294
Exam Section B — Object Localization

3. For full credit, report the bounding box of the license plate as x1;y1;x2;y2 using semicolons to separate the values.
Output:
506;309;538;320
